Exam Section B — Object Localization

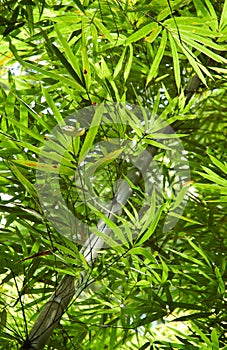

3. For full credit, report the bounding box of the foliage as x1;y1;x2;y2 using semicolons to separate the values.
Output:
0;0;226;349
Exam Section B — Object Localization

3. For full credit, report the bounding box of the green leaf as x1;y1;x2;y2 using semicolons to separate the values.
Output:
168;249;208;267
6;161;40;203
79;103;104;162
198;167;227;186
51;43;83;85
15;95;52;131
160;257;169;283
113;48;126;79
179;45;209;86
72;0;85;14
41;85;65;126
136;205;164;245
54;24;83;81
146;29;167;85
214;266;225;294
186;238;212;267
140;190;157;232
126;22;159;45
129;247;156;262
93;18;114;43
191;322;212;346
169;33;181;91
81;18;91;89
123;44;133;82
3;115;44;142
180;34;227;64
207;152;227;174
88;206;127;246
219;0;227;30
144;25;162;43
169;185;190;211
85;148;125;177
9;43;86;92
211;328;219;350
12;159;72;175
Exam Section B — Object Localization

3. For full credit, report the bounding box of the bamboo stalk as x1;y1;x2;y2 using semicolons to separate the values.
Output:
20;78;197;348
20;146;155;349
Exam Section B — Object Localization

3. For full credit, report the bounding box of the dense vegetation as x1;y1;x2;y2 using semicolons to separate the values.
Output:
0;0;226;349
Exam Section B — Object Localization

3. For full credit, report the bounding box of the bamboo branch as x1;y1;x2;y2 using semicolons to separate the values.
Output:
20;146;156;349
20;73;199;349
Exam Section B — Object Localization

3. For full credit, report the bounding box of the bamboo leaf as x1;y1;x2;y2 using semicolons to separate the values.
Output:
179;44;209;86
81;18;91;89
9;43;86;92
136;205;164;245
85;148;125;177
186;238;212;267
4;115;44;142
12;159;72;175
197;168;227;186
219;0;227;30
79;104;104;162
6;161;39;203
169;33;181;91
214;266;225;295
41;85;65;126
207;152;227;174
180;34;227;64
124;44;133;82
15;95;52;131
93;18;114;42
89;208;128;246
113;48;126;79
146;29;167;85
54;24;83;81
211;328;219;350
144;25;162;43
126;22;159;45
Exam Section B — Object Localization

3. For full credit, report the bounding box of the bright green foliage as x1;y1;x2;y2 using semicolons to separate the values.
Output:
0;0;226;349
